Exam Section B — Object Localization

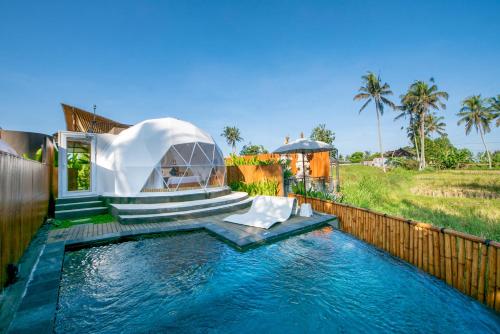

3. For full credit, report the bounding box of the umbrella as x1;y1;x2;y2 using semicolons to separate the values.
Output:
273;138;333;203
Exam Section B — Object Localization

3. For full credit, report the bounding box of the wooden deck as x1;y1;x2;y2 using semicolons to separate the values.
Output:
48;210;337;250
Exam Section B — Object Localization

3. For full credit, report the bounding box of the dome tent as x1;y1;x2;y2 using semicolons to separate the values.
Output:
102;118;225;196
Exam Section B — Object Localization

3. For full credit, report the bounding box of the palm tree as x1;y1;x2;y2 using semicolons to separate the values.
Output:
354;72;395;172
490;95;500;127
395;98;420;162
402;78;448;170
457;95;494;169
425;113;447;137
221;126;243;154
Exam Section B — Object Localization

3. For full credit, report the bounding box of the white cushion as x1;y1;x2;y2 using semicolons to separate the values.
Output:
224;195;296;229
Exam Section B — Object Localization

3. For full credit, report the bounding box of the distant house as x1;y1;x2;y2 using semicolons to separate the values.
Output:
384;148;414;159
362;148;413;168
363;157;388;168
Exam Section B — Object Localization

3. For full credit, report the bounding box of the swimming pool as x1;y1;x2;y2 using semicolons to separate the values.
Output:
55;227;500;333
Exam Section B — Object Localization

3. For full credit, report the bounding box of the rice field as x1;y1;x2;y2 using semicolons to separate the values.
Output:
338;165;500;241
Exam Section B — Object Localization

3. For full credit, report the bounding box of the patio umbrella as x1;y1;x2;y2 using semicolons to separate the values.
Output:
273;138;333;203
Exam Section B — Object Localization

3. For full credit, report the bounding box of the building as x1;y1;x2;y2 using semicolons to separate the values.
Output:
57;105;226;198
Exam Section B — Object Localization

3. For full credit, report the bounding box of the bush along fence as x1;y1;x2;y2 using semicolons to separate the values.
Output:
290;194;500;312
0;152;51;288
226;165;284;196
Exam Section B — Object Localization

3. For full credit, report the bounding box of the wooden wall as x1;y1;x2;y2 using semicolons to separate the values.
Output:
290;194;500;312
227;152;331;178
226;165;284;196
0;152;50;288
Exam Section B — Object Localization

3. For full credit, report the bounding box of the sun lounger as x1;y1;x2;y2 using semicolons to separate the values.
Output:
224;195;296;229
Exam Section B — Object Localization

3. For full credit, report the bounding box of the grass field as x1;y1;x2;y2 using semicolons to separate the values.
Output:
338;165;500;241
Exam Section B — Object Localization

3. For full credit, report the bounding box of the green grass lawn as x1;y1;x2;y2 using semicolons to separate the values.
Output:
50;214;116;230
338;165;500;241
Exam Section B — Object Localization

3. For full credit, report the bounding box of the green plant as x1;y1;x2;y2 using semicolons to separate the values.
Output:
221;126;243;154
349;151;364;163
240;143;268;155
354;72;396;172
226;153;277;166
457;95;495;169
402;78;449;170
229;179;280;196
291;181;339;201
67;152;91;190
390;157;419;170
22;148;43;162
51;214;115;230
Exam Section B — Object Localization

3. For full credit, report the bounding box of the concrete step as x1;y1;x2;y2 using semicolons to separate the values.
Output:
102;187;232;205
55;207;108;220
110;192;249;216
118;197;253;224
55;200;104;211
56;195;100;205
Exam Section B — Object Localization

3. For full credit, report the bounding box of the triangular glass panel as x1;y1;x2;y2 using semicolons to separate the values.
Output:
213;146;225;166
141;166;166;192
198;142;215;164
191;166;213;188
190;143;211;165
205;166;226;189
161;146;188;167
172;143;195;164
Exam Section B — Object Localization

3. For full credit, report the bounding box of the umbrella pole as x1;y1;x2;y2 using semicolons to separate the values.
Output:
302;150;307;204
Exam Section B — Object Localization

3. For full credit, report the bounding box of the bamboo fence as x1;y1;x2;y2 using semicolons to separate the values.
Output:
290;194;500;312
0;152;51;288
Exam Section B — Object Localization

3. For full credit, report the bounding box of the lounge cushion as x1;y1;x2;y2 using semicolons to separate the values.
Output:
224;195;296;229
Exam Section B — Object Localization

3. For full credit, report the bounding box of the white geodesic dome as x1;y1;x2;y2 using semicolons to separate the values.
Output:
101;118;225;196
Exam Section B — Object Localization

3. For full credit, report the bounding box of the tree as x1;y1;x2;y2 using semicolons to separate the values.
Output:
310;124;335;144
221;126;243;154
425;113;447;137
457;95;494;169
424;137;472;169
490;95;500;127
402;78;448;170
349;151;364;163
240;143;268;155
354;72;395;172
395;98;421;163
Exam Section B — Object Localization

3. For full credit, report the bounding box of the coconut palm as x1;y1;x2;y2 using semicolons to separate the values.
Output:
221;126;243;154
425;113;447;137
457;95;494;169
354;72;395;172
395;98;421;162
402;78;448;170
490;95;500;127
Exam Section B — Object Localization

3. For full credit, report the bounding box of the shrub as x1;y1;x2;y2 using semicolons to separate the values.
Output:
390;158;419;170
291;181;340;201
226;153;276;166
229;179;280;196
349;151;364;163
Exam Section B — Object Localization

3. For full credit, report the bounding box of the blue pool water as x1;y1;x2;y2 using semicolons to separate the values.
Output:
55;227;500;333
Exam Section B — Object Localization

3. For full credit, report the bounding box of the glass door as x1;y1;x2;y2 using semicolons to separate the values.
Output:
66;139;92;192
59;132;96;197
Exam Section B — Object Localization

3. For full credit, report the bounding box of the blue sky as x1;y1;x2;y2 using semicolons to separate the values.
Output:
1;0;499;155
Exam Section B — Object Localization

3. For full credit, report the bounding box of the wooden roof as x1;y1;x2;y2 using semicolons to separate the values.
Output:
61;103;130;134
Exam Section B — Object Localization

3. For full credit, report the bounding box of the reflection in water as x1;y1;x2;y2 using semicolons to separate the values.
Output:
56;230;500;334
